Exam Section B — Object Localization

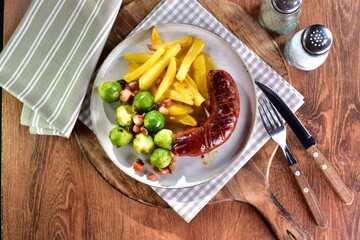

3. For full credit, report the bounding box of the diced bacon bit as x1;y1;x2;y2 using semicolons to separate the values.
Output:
168;157;176;173
155;78;162;87
120;88;132;103
169;116;176;121
147;173;158;181
168;162;176;173
133;159;144;173
163;98;172;107
140;127;148;135
157;167;170;175
154;101;164;110
132;115;144;126
133;125;141;133
158;106;169;115
127;80;139;91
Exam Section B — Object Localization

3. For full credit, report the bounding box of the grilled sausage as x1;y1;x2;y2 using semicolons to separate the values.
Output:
171;70;240;156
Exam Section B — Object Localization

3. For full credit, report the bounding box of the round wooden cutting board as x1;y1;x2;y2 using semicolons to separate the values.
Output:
74;0;311;239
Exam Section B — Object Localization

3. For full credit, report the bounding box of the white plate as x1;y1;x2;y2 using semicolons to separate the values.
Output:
91;23;257;188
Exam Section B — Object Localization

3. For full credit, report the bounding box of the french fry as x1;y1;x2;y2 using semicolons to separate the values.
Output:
204;53;218;72
176;37;205;82
176;44;191;61
128;61;140;72
123;46;166;82
119;29;219;129
154;57;176;102
150;26;162;45
167;102;194;115
184;77;205;106
148;35;193;51
185;74;198;91
171;81;194;101
191;54;209;102
164;89;194;105
123;53;152;64
166;114;197;127
139;44;181;90
149;82;158;98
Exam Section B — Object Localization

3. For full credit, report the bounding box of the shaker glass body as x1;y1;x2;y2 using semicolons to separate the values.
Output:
258;0;301;35
284;29;330;71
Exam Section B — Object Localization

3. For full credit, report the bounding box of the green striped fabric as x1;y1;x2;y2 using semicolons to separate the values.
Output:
0;0;123;137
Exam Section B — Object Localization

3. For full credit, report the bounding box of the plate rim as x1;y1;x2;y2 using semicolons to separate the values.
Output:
90;23;258;188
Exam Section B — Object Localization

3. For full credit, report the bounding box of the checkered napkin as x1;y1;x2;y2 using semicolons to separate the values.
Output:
79;0;304;222
0;0;122;137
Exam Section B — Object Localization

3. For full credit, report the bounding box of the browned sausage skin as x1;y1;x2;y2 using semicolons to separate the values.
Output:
171;70;240;156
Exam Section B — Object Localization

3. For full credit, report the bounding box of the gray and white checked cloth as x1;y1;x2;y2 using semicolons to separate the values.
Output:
78;0;304;222
0;0;123;137
0;0;304;222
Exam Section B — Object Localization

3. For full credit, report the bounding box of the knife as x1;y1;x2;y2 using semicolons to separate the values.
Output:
256;81;354;205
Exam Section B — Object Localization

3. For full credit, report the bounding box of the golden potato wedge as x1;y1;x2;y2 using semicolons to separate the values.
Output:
191;54;209;101
148;35;193;51
123;46;166;82
154;56;176;102
185;74;198;91
150;26;162;45
149;82;158;98
171;80;194;100
184;77;205;106
167;102;194;115
164;89;194;105
128;61;140;72
123;53;152;64
176;37;205;82
166;114;197;127
139;44;181;90
204;53;218;72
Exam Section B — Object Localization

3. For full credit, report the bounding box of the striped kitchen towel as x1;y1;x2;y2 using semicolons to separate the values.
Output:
0;0;123;137
79;0;304;222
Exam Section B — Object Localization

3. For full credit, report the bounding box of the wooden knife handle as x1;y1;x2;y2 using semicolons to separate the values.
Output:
306;145;354;205
289;163;327;228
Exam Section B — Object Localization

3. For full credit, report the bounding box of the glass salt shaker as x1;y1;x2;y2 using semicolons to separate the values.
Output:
284;24;333;71
258;0;302;35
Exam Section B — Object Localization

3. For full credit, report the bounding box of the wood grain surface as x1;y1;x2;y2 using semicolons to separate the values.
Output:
74;1;311;238
2;0;359;240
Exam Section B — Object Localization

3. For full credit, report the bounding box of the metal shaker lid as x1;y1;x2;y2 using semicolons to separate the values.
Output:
301;24;333;55
271;0;302;14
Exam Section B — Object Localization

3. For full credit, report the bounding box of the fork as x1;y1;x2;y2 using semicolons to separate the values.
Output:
258;97;327;228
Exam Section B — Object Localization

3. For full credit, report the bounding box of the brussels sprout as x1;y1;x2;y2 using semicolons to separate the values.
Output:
154;129;174;149
132;90;154;113
98;81;121;103
143;110;165;132
133;133;155;154
109;126;133;147
116;104;136;127
150;148;172;169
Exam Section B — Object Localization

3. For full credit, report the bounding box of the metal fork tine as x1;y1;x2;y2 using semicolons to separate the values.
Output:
262;98;278;129
268;100;284;126
259;97;280;130
258;98;272;132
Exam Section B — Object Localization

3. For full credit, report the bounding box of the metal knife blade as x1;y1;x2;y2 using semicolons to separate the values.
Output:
255;81;354;205
255;81;316;149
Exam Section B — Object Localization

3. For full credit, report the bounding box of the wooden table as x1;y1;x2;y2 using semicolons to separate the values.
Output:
2;0;359;239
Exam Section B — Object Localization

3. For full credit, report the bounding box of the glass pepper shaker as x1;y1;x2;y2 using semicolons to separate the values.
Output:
284;24;333;71
258;0;302;35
